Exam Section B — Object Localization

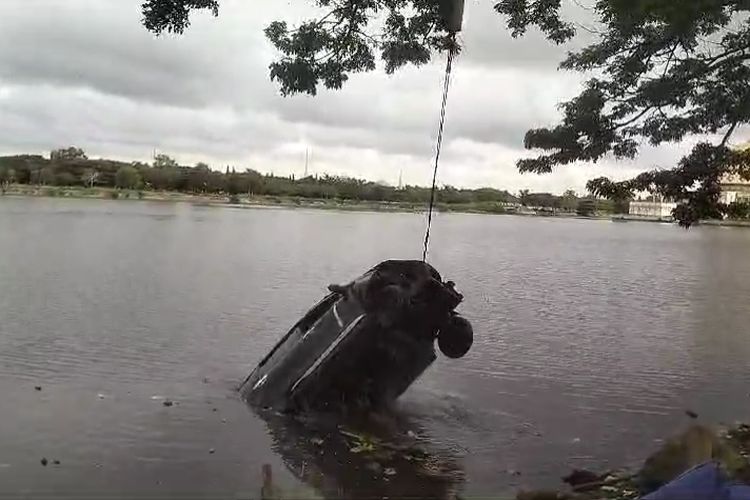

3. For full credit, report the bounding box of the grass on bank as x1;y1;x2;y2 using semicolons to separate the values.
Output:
1;184;529;215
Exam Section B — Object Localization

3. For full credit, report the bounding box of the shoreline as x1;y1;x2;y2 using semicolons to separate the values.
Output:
0;185;608;219
6;185;750;227
518;422;750;500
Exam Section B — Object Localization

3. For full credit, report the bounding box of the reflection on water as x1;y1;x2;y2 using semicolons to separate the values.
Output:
2;197;750;497
259;409;464;499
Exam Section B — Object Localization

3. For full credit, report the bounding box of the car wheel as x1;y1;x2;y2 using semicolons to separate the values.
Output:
437;314;473;359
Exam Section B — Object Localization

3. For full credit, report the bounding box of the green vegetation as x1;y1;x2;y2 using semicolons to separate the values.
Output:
0;149;620;216
115;165;142;189
0;165;15;194
576;199;597;217
0;149;516;204
726;200;750;220
141;1;750;226
50;147;87;161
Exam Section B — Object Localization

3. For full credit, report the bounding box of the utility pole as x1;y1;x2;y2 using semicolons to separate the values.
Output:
304;148;310;178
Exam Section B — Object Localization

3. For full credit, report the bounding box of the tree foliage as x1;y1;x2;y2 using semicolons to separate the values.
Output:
40;167;55;186
263;0;459;96
140;0;750;225
82;168;99;188
0;153;524;206
141;0;457;96
153;153;179;169
115;165;142;189
0;167;15;194
141;0;218;35
51;147;87;161
726;200;750;220
576;198;597;217
500;0;750;226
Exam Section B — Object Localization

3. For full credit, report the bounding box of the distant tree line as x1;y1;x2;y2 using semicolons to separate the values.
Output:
0;147;620;212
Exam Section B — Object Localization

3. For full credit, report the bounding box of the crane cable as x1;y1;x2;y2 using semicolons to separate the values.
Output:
423;34;458;262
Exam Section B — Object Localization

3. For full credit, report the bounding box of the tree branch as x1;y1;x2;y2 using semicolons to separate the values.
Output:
615;106;655;129
721;120;739;146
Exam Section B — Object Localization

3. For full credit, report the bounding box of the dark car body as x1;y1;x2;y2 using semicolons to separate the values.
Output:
239;260;472;413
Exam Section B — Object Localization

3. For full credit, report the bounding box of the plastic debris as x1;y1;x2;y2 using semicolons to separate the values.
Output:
519;423;750;500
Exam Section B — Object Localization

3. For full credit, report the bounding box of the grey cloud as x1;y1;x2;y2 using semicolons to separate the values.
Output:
274;61;582;154
460;0;596;70
0;1;278;109
461;1;567;69
447;66;581;147
0;84;283;161
0;82;430;163
0;0;666;194
0;0;578;152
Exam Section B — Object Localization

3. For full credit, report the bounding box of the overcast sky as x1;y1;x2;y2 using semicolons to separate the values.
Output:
0;0;726;193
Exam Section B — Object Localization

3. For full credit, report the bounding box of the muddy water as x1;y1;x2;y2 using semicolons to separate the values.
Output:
1;197;750;498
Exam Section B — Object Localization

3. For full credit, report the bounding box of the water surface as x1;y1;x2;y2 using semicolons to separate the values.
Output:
2;197;750;498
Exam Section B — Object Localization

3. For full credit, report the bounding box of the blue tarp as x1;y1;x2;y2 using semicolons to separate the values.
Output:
643;462;750;500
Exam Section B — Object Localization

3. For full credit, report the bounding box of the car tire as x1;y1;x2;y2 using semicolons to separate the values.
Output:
437;314;473;359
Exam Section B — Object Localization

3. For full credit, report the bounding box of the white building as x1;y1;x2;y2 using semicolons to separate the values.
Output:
719;173;750;205
629;200;677;219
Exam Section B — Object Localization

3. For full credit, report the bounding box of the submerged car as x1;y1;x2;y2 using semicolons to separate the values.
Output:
240;260;473;413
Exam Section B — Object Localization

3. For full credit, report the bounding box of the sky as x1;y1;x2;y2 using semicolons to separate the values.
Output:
0;0;723;194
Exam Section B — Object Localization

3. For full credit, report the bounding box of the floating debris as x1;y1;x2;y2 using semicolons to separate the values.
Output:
516;491;568;500
53;460;60;465
365;462;382;474
350;443;375;454
40;458;48;467
209;448;215;455
34;386;42;391
562;469;600;491
342;430;378;454
519;423;750;500
685;409;699;419
162;400;174;407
